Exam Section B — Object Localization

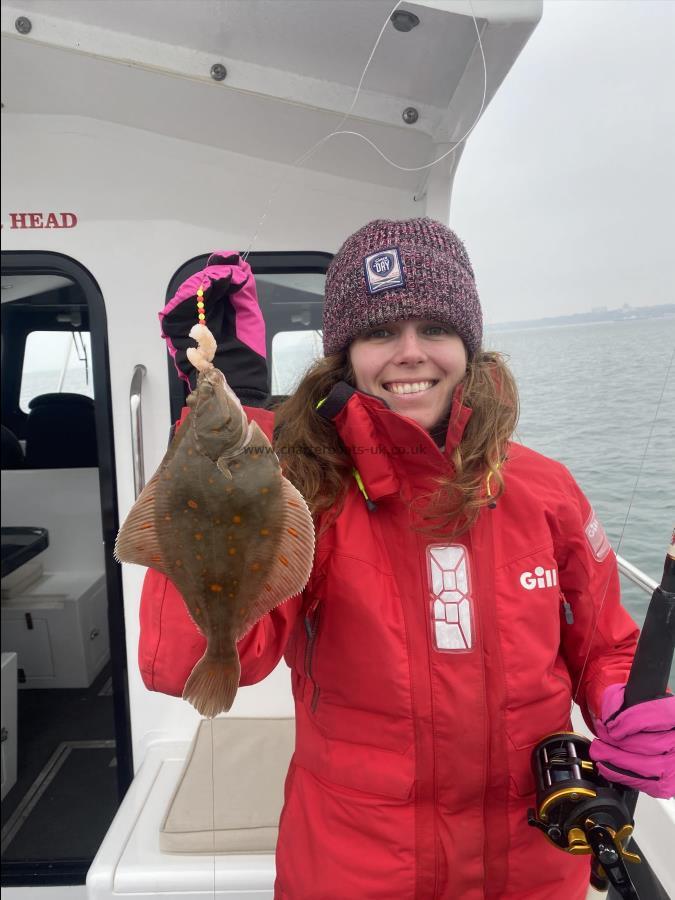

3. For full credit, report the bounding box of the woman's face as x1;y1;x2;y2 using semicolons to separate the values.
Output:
348;319;467;432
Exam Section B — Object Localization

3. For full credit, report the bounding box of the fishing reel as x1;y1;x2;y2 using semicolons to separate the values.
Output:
527;731;640;898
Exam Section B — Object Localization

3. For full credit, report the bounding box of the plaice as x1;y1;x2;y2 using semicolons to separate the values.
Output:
115;324;315;717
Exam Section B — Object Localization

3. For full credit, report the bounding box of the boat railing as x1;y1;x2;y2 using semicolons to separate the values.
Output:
616;554;659;595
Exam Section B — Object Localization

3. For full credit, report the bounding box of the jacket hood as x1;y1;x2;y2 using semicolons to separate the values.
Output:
318;381;472;502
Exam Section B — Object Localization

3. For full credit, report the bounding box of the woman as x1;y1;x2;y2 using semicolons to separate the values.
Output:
140;218;673;899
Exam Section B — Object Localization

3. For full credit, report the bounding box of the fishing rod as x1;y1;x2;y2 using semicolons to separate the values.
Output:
527;533;675;900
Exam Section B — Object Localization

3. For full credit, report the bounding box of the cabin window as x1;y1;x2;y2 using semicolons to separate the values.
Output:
271;329;323;394
20;329;94;412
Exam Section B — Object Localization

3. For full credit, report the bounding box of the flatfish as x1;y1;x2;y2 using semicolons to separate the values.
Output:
115;324;314;717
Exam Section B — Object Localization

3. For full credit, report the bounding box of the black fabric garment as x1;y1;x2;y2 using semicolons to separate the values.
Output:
161;261;268;407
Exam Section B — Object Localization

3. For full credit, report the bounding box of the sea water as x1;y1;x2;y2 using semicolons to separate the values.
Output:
486;316;675;630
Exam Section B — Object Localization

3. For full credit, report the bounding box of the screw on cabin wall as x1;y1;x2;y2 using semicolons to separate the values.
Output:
402;107;419;125
210;64;227;82
15;16;32;34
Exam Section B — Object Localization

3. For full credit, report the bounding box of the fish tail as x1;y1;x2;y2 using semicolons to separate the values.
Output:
182;652;241;718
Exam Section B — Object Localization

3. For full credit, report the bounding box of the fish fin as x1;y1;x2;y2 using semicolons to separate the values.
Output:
182;652;241;718
234;476;315;639
114;467;169;574
217;456;233;479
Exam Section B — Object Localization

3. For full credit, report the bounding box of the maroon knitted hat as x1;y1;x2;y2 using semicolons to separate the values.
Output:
323;217;482;356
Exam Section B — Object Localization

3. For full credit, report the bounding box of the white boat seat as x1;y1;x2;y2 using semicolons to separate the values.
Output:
159;717;294;854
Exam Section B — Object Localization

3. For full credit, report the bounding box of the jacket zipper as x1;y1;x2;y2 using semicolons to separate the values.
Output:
304;606;321;712
560;590;575;625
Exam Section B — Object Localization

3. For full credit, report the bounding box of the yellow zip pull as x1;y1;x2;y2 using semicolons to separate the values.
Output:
352;468;377;511
486;461;502;510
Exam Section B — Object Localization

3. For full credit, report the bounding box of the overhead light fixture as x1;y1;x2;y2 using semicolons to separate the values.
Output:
391;10;420;33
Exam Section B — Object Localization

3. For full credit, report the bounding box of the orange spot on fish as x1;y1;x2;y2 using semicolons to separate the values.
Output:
195;553;203;560
228;547;237;556
287;527;298;537
164;515;171;521
141;522;152;529
232;515;241;524
229;592;235;598
187;448;194;455
210;584;223;592
175;560;183;567
260;487;269;494
260;528;270;536
214;518;221;525
278;555;289;566
150;554;162;563
194;533;203;541
187;500;198;509
288;500;300;507
250;562;261;572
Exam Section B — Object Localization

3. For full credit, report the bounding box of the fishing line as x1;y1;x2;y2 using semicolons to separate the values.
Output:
211;717;216;899
571;346;675;711
241;0;487;261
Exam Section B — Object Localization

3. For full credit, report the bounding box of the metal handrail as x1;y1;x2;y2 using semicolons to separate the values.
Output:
129;365;147;499
616;554;658;595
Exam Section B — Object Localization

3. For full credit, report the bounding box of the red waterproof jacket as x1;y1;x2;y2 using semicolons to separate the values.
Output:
139;385;638;900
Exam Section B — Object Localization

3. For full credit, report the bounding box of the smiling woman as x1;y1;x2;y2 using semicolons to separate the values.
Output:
139;214;665;899
275;218;519;530
349;319;467;431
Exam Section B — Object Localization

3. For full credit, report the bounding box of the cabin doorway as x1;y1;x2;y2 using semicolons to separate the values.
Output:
0;252;131;887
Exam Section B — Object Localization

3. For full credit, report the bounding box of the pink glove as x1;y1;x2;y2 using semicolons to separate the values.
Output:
590;683;675;799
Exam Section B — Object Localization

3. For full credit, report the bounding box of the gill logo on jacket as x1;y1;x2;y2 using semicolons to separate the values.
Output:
520;566;558;590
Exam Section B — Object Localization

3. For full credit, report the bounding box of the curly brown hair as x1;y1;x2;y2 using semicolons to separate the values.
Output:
273;349;519;536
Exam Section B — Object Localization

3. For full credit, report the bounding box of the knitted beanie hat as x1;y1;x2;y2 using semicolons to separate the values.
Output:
323;217;482;356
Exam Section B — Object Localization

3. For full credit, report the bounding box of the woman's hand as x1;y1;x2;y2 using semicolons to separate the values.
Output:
590;682;675;799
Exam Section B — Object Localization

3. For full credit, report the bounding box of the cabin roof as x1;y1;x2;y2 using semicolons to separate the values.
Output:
1;0;541;189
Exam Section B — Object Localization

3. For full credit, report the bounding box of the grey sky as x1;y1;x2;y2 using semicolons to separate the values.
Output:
450;0;675;325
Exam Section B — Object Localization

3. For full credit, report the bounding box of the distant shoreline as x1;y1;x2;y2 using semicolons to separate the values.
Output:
486;304;675;332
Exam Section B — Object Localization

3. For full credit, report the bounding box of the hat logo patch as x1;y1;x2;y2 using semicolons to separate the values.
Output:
364;247;405;294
